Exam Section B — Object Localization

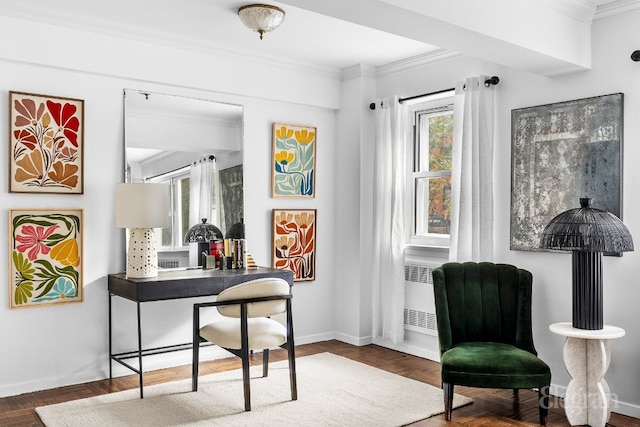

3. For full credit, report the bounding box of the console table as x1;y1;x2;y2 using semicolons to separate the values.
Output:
549;322;625;427
108;267;293;397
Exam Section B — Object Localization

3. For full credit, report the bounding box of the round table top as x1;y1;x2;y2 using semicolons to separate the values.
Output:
549;322;625;339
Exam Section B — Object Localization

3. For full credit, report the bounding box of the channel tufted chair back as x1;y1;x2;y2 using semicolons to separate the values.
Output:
432;262;551;425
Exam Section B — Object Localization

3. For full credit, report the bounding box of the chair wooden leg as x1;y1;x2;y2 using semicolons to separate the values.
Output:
240;303;251;411
192;304;200;392
263;349;269;378
286;298;297;401
443;382;454;421
538;385;549;425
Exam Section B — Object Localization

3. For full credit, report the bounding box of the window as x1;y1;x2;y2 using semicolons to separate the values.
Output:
408;92;454;247
149;168;191;251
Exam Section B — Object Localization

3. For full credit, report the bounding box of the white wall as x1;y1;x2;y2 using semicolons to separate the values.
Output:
373;10;640;418
2;6;640;419
0;14;338;397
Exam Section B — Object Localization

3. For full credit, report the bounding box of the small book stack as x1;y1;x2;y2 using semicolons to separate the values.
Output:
224;238;247;269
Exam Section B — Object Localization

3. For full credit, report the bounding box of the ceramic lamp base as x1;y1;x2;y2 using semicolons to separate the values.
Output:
126;227;158;278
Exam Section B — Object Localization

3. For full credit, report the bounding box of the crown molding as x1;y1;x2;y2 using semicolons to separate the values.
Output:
341;64;376;81
375;49;462;77
528;0;640;23
594;0;640;20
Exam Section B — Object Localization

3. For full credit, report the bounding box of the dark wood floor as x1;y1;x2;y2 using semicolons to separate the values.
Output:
0;340;638;426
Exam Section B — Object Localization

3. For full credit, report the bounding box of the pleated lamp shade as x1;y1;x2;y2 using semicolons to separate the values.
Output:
114;183;170;278
539;198;633;330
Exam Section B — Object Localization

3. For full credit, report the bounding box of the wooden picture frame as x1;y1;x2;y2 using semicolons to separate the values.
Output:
272;209;316;281
272;123;316;198
510;93;623;252
9;91;84;194
9;209;83;308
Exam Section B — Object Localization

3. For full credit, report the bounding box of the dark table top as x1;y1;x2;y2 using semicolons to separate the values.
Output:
108;267;294;302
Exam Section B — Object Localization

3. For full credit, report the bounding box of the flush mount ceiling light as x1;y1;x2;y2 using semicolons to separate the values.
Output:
238;4;285;40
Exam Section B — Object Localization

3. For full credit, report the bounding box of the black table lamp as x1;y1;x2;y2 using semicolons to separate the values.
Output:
539;198;634;330
185;219;223;266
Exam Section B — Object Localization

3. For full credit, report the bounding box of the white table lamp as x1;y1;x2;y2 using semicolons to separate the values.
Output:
115;183;170;278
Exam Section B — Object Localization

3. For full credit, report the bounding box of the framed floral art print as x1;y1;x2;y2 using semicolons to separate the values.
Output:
272;209;316;281
9;91;84;194
272;123;316;198
9;209;83;309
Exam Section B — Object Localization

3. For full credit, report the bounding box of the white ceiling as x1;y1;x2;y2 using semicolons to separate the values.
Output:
0;0;631;75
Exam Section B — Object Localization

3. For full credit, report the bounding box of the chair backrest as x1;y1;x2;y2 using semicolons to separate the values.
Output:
217;277;291;318
432;262;537;356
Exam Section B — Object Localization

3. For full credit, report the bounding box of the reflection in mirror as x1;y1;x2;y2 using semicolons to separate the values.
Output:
123;89;244;268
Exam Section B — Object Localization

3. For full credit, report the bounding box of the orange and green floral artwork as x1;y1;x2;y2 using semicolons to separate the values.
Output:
272;123;316;198
272;209;316;282
9;91;84;194
9;209;83;309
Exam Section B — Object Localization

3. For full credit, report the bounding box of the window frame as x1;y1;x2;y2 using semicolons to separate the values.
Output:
406;91;455;248
148;167;191;251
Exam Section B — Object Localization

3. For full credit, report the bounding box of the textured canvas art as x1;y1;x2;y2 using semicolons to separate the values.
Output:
510;93;623;251
9;91;84;194
272;123;316;198
272;209;316;281
9;209;83;308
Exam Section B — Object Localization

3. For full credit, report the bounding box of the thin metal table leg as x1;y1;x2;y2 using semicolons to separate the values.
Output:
137;301;144;398
108;293;113;379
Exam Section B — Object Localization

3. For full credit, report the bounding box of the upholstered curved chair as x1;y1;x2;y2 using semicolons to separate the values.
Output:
191;277;296;411
432;262;551;425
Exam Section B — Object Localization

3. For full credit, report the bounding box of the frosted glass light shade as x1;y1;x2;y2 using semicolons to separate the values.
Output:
238;4;285;40
114;183;170;278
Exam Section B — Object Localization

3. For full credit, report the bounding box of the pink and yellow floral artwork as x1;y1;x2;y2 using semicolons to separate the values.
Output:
9;209;83;308
272;209;316;281
9;91;84;194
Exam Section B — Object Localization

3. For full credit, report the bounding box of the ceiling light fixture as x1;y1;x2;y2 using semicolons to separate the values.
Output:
238;4;285;40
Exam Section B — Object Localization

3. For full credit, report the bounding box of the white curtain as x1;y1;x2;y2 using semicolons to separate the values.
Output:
371;96;407;344
449;76;495;262
189;157;215;227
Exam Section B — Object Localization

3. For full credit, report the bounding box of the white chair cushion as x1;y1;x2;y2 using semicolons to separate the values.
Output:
200;317;287;350
217;278;290;318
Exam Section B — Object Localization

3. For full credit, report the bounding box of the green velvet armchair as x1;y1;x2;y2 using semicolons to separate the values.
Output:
432;262;551;425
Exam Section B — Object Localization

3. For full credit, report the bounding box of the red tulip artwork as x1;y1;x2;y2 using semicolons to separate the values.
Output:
9;91;84;194
272;209;316;281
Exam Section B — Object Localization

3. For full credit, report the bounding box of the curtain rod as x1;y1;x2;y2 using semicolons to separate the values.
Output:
144;155;215;181
369;75;500;110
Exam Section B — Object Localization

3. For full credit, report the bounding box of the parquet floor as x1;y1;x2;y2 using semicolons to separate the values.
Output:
0;340;638;426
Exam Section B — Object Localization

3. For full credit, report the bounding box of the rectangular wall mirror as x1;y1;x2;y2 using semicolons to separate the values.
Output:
123;89;244;269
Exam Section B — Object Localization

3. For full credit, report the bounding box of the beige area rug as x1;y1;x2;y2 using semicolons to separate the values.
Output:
36;352;472;427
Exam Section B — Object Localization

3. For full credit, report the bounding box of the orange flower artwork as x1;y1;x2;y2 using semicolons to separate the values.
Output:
272;209;316;281
9;91;84;194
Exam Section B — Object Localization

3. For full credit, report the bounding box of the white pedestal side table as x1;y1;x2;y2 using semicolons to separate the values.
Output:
549;322;625;427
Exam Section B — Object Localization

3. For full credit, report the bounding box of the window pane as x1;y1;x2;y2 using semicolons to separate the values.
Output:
428;114;453;172
417;111;453;172
415;176;451;236
180;177;190;245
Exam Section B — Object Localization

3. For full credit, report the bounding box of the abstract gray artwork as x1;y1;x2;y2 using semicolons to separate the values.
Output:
510;93;623;252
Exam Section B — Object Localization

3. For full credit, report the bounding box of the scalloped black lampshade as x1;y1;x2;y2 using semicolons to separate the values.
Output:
540;198;634;253
185;218;223;243
539;198;634;330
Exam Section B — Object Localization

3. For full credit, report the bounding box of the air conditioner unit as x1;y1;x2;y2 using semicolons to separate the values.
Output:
404;261;439;336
